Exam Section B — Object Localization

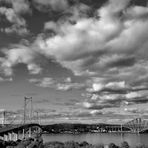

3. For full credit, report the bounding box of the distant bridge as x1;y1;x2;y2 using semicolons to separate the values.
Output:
103;118;148;133
123;118;148;133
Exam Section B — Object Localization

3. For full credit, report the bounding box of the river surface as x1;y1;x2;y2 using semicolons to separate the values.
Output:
43;133;148;147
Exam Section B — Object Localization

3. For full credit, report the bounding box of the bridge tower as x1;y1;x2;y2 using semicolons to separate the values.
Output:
2;110;6;126
34;111;40;125
23;97;33;138
23;97;33;124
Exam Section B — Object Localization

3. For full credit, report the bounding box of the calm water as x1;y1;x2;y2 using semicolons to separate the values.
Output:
43;133;148;147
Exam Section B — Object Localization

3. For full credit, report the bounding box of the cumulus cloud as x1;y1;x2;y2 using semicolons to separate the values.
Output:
32;0;148;78
2;0;148;77
0;0;30;35
0;46;41;76
88;81;129;94
82;80;148;111
125;92;140;99
1;0;31;14
0;77;12;82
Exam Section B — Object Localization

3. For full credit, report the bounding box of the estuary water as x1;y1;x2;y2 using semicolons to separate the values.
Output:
43;133;148;147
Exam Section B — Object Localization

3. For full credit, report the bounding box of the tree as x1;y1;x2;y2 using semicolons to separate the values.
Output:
120;141;130;148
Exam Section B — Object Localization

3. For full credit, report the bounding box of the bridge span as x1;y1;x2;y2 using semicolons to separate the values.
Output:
0;123;42;141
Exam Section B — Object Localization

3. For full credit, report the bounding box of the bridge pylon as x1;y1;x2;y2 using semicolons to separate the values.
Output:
23;97;33;125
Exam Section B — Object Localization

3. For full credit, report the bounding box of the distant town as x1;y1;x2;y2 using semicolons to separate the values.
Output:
41;123;130;134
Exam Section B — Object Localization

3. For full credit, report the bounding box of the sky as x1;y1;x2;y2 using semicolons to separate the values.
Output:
0;0;148;125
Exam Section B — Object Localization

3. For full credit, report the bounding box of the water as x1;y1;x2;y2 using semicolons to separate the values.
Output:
43;133;148;147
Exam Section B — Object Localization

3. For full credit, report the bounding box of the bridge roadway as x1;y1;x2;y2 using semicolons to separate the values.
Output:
0;123;42;141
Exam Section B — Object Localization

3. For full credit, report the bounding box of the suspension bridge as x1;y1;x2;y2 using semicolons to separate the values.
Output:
0;97;42;141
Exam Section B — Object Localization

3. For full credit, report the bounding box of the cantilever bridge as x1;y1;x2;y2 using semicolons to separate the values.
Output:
123;117;148;133
104;117;148;134
93;117;148;134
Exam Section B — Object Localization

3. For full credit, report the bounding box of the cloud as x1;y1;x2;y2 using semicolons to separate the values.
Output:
92;83;104;92
29;77;55;88
1;0;31;14
29;77;86;91
125;92;140;99
56;82;85;91
124;107;142;114
82;82;148;111
81;95;120;110
0;46;41;76
32;0;148;78
83;78;148;110
0;0;30;35
0;77;12;82
1;0;148;77
27;63;42;75
88;81;129;94
33;0;68;12
72;110;103;118
64;77;72;83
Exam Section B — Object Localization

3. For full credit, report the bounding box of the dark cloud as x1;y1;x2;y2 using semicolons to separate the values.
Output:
128;96;148;104
107;56;136;68
130;0;148;6
100;88;128;94
87;104;115;110
32;0;68;12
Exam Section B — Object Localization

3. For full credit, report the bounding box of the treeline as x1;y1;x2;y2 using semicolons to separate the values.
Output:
0;135;44;148
0;139;147;148
44;141;147;148
42;123;128;134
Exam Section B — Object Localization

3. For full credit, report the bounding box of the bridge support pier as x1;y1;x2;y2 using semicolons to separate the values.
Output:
0;136;4;140
17;130;22;140
29;127;32;138
8;132;12;141
22;128;25;139
12;132;18;141
4;134;8;141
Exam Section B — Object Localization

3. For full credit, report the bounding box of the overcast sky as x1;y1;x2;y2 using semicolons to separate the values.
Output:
0;0;148;124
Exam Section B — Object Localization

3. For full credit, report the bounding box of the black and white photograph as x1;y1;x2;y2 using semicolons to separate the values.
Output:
0;0;148;147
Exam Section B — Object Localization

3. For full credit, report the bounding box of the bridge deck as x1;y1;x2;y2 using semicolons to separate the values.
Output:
0;123;41;136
